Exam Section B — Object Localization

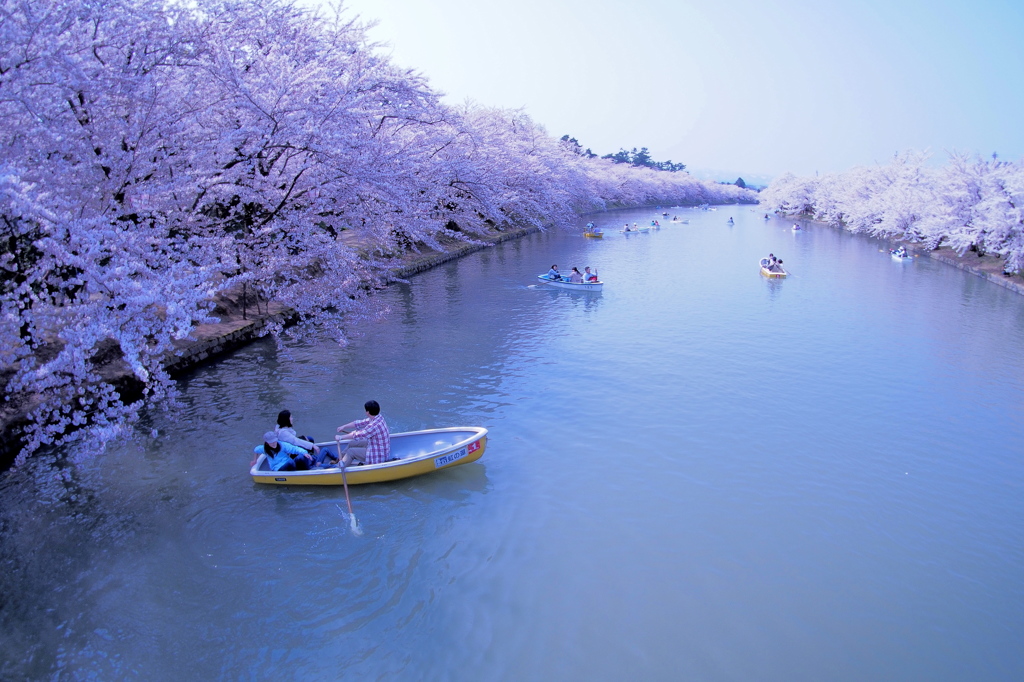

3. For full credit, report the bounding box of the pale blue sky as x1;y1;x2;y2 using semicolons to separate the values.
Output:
315;0;1024;180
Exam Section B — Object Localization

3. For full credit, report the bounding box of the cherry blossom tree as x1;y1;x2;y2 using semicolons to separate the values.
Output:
762;152;1024;273
0;0;758;464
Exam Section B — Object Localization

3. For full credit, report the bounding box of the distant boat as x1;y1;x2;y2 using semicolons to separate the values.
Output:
890;248;912;262
792;223;802;231
760;258;787;278
583;229;604;238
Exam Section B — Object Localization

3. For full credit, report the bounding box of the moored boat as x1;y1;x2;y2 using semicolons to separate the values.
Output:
760;257;788;278
536;274;603;290
250;427;488;485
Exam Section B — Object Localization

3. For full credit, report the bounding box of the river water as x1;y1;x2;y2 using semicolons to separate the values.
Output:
2;208;1023;680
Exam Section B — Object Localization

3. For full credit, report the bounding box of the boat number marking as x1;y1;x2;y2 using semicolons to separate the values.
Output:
275;478;287;481
468;439;481;454
435;447;468;468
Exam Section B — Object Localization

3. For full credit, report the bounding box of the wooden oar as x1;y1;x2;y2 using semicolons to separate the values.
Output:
335;436;360;534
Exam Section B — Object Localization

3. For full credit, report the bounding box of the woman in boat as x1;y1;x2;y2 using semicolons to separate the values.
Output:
256;431;314;471
583;266;598;282
569;267;584;283
275;409;324;457
547;265;562;280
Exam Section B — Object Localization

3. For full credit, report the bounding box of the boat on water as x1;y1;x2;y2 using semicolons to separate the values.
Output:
583;229;604;238
537;274;603;290
792;224;802;231
250;427;488;485
760;257;788;278
890;248;912;262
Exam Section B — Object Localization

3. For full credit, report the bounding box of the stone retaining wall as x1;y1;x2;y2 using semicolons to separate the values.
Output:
917;248;1024;296
168;225;540;375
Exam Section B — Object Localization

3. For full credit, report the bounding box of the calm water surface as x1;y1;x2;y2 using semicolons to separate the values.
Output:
2;208;1023;680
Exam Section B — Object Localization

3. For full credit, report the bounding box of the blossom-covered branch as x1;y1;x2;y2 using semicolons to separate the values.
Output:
0;0;755;463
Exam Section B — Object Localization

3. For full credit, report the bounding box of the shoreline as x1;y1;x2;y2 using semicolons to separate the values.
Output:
913;246;1024;296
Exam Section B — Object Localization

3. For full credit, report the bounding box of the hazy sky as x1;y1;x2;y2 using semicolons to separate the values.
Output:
315;0;1024;180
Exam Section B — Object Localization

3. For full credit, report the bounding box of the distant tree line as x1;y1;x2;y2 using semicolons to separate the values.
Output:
560;137;687;172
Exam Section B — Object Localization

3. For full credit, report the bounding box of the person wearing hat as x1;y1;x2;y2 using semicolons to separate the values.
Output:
255;431;315;471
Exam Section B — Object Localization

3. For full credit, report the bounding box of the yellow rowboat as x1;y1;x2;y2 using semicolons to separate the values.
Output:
759;257;788;278
583;230;604;238
250;427;487;485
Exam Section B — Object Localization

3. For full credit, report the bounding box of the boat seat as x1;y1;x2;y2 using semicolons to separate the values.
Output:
258;458;272;471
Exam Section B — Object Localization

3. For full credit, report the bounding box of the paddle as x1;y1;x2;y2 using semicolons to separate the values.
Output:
335;436;361;535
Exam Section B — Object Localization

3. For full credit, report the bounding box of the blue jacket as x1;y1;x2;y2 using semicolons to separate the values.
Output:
254;441;309;471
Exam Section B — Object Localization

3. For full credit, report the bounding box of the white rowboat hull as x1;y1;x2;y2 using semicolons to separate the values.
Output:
537;275;603;290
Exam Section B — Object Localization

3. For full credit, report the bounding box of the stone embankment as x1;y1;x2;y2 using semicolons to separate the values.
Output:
914;246;1024;296
166;225;540;372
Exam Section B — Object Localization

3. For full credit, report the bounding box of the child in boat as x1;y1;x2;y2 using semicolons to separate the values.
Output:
569;267;583;283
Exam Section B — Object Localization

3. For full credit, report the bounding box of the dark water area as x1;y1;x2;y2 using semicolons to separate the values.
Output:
1;207;1022;680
